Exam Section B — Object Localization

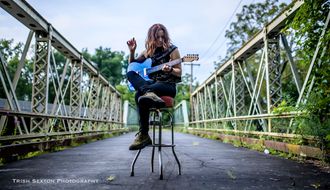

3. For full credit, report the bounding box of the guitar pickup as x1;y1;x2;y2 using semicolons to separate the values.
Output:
143;68;147;77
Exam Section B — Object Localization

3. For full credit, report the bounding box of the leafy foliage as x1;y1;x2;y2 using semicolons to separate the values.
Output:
214;0;287;69
0;39;33;100
225;0;287;56
0;39;23;61
280;0;330;148
213;0;330;149
115;84;135;105
175;73;193;103
82;47;126;86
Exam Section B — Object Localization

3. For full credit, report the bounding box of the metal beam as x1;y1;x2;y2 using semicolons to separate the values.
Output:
192;0;304;96
0;0;117;85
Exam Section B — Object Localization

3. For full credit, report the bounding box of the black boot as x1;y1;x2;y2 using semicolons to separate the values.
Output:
138;92;165;108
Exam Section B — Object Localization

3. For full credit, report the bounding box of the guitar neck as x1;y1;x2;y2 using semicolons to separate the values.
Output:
146;58;182;75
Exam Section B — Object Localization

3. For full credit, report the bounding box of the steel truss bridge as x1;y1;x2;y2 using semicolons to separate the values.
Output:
190;1;329;135
0;0;123;148
0;0;329;160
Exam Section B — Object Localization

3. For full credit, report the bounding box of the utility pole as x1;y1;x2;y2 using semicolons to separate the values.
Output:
184;63;200;94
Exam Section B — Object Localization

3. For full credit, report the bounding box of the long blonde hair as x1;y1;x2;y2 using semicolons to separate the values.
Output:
145;23;171;57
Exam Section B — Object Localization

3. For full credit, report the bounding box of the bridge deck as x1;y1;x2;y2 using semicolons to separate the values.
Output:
0;132;329;189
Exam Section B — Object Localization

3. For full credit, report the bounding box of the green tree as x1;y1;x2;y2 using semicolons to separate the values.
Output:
122;55;130;78
91;46;126;85
214;0;287;68
82;47;133;105
81;48;92;61
214;0;291;108
225;0;287;55
175;73;194;104
116;84;135;105
0;39;23;61
0;39;33;100
285;0;330;145
82;47;131;105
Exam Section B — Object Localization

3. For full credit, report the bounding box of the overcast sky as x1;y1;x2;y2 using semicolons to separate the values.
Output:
0;0;291;84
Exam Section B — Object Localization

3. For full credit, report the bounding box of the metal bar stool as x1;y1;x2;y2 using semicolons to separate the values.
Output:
130;96;181;180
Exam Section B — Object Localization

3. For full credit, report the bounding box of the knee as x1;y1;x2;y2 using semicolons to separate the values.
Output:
126;71;136;81
135;92;140;104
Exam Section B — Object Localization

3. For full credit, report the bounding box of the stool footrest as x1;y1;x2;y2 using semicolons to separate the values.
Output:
149;121;160;125
149;144;175;147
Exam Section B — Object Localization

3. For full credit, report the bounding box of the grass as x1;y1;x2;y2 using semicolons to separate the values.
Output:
177;127;328;163
0;130;127;165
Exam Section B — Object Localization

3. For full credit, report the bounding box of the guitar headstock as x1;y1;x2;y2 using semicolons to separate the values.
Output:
182;54;199;62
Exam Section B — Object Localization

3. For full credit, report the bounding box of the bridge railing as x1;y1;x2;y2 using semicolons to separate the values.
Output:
173;100;189;127
189;0;329;136
0;0;124;144
122;100;139;126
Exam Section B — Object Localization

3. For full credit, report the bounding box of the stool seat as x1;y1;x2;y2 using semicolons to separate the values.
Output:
160;96;174;108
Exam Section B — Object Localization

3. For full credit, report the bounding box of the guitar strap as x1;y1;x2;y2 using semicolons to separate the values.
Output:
148;45;181;83
150;45;177;66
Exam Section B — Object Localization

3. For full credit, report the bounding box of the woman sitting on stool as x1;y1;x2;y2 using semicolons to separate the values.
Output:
126;23;182;150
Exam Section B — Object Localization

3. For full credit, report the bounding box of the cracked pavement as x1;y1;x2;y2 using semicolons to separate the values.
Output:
0;132;329;189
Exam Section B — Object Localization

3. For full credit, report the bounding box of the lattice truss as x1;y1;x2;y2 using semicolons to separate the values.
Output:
87;76;101;130
0;0;125;141
215;76;226;118
267;35;282;108
108;93;115;124
191;96;198;124
234;66;245;116
190;29;309;132
234;65;246;130
115;95;122;122
189;15;329;132
30;32;51;133
100;86;111;121
69;60;83;131
112;93;122;129
204;84;215;120
113;93;120;121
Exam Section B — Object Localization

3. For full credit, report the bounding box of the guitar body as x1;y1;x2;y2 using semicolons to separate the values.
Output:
127;58;153;91
127;54;199;91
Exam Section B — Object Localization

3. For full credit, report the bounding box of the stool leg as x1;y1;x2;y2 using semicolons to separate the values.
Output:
152;111;156;143
151;111;156;173
158;148;163;180
158;110;163;180
151;146;155;173
169;112;182;175
172;147;181;175
130;149;141;176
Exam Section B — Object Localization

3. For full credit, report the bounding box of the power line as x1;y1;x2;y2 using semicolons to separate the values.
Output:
206;0;260;63
200;0;243;61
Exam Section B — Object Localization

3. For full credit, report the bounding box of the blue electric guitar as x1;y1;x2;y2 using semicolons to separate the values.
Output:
127;54;199;91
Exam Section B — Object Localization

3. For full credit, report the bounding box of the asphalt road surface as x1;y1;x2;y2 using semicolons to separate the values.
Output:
0;132;329;190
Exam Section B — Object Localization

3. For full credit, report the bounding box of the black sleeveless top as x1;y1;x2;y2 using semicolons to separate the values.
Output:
148;44;181;83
